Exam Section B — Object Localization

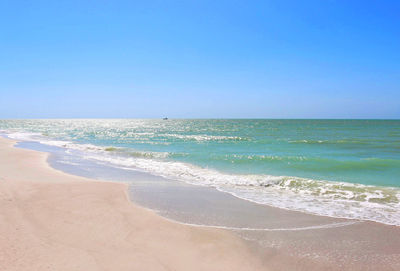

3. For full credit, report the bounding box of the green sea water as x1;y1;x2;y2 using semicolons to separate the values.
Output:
1;119;400;225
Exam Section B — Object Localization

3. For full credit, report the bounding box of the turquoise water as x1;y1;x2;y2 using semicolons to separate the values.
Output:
1;119;400;225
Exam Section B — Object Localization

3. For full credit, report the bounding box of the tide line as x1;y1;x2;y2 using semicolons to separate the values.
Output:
179;221;360;231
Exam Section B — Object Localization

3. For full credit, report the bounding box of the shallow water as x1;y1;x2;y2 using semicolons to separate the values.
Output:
1;119;399;225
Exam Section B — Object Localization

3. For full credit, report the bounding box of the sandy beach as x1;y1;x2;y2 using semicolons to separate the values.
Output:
0;137;264;270
2;0;399;269
2;135;400;271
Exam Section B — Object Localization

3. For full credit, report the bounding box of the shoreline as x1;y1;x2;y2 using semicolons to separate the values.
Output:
14;138;355;231
2;136;400;270
4;126;400;227
0;137;264;270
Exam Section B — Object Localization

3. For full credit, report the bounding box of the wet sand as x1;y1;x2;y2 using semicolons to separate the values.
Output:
128;175;400;270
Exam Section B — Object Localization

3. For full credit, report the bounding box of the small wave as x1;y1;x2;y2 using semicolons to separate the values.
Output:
160;133;248;142
221;154;309;162
288;139;399;146
81;152;400;226
215;154;400;172
125;150;170;159
288;139;372;145
6;131;43;141
6;131;172;159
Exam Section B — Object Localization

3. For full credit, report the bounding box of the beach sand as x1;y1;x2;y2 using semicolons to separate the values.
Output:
0;137;264;271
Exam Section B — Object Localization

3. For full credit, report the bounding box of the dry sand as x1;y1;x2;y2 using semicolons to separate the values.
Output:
0;137;264;271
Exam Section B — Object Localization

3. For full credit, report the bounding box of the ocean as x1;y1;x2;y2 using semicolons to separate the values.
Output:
1;119;399;226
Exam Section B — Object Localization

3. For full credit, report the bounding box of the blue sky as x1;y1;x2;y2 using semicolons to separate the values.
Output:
0;1;399;118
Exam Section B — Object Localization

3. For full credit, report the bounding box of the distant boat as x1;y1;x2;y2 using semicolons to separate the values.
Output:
163;117;168;120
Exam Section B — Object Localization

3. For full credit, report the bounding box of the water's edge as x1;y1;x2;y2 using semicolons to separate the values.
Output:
11;138;359;231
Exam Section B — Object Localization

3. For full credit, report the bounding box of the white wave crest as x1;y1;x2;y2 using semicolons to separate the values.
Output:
81;152;400;226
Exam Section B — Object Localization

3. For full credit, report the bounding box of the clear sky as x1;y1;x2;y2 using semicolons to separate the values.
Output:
0;1;399;119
